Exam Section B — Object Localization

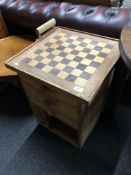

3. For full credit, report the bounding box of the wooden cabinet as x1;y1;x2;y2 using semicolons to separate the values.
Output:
5;27;120;147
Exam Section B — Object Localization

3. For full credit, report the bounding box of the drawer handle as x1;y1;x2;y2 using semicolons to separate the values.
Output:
42;85;49;91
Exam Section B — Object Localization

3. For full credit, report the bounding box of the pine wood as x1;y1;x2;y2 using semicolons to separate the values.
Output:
0;36;33;78
0;11;8;39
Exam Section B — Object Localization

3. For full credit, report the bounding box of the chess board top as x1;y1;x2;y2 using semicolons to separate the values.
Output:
6;27;120;103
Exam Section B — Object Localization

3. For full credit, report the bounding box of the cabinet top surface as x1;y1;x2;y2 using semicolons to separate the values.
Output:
6;27;120;103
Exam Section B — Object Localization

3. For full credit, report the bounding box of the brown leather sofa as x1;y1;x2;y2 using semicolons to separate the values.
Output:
0;0;131;39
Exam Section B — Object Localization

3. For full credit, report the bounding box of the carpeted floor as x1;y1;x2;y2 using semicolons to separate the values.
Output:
0;77;130;175
122;0;131;8
0;84;38;173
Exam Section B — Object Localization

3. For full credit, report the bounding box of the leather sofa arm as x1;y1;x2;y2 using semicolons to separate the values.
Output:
0;0;131;38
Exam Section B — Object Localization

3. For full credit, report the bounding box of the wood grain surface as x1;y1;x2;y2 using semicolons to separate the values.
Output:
120;26;131;71
0;11;8;39
6;27;120;103
0;36;33;77
5;27;120;147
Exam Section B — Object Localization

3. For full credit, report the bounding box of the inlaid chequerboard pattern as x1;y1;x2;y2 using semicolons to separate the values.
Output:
20;32;114;86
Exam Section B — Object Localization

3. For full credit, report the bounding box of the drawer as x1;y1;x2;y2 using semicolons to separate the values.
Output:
20;74;80;129
20;74;80;108
32;103;79;147
32;103;78;130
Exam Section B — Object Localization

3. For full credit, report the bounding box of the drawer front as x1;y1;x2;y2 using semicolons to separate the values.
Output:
20;74;80;129
31;103;78;130
20;74;80;107
31;103;79;147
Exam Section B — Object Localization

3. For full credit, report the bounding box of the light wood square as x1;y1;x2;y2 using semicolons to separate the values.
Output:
93;56;104;63
61;37;67;42
101;48;111;54
83;38;91;43
89;50;99;56
68;61;79;68
97;42;106;47
52;50;61;55
49;38;57;43
41;65;52;73
63;48;72;53
40;45;48;50
85;66;96;74
50;43;59;49
75;46;84;51
74;77;87;86
81;59;92;65
28;60;38;66
57;71;68;79
71;69;82;76
58;32;65;37
70;35;78;40
78;52;87;58
72;40;81;45
86;44;95;49
62;42;70;47
55;63;66;70
40;51;49;57
66;54;75;60
29;52;37;59
54;56;63;62
41;58;50;64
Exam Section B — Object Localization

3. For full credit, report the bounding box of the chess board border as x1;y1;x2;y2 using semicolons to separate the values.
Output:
5;27;120;103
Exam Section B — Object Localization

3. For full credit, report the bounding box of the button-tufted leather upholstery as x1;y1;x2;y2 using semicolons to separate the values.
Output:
0;0;131;38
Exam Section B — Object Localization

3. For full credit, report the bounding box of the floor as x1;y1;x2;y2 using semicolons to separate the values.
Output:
0;77;130;175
